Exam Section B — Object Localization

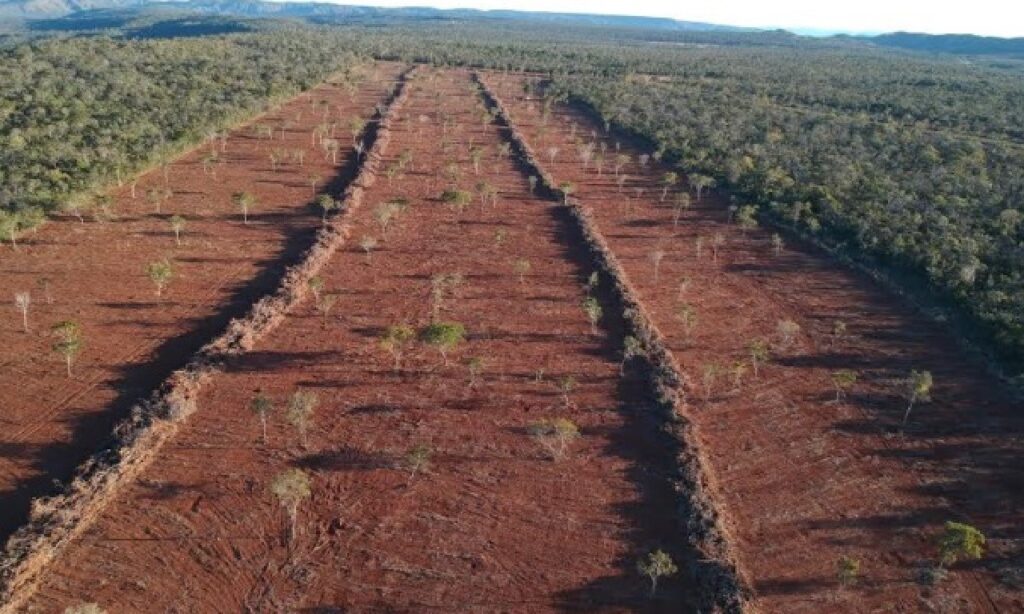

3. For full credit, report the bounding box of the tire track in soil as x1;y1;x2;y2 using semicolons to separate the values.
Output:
483;72;1023;613
0;63;407;542
21;68;700;613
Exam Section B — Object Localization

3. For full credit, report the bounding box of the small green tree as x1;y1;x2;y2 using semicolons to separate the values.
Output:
360;236;378;264
286;390;318;448
749;339;770;378
581;296;602;333
660;171;679;202
831;370;858;402
169;215;186;246
380;324;415;372
529;417;580;461
938;521;985;567
837;555;861;587
621;335;643;374
441;189;473;218
513;258;531;284
637;550;677;596
52;320;83;377
270;468;311;543
902;370;933;425
146;258;174;298
405;444;433;477
559;182;575;205
316;194;338;225
250;392;274;443
419;321;466;366
736;205;758;233
232;191;256;224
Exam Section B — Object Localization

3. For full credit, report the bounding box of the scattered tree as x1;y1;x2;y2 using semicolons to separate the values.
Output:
146;259;174;298
938;521;985;567
317;194;338;225
637;550;678;596
316;292;339;328
837;555;861;587
749;339;770;377
286;389;318;448
581;296;602;333
169;215;186;246
359;236;378;264
776;319;801;350
232;191;256;224
660;171;679;202
621;335;643;374
419;321;466;366
902;369;933;425
14;291;30;332
270;468;311;544
380;324;415;372
405;444;433;477
650;249;666;284
529;417;580;461
250;391;274;443
52;320;83;377
831;370;858;402
466;356;485;388
513;258;531;284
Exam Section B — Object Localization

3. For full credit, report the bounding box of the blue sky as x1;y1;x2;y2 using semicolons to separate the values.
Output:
316;0;1024;37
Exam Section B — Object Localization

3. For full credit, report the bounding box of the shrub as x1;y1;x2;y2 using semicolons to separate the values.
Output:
939;521;985;567
270;468;311;543
528;417;580;461
419;321;466;366
637;550;677;596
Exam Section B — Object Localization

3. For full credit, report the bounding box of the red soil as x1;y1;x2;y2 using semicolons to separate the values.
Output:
0;63;406;541
485;72;1024;613
22;69;694;612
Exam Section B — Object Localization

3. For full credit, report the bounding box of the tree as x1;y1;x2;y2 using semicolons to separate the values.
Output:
621;335;643;374
546;146;560;164
528;417;580;461
470;147;485;174
466;356;484;388
559;375;576;408
307;174;321;197
676;304;697;339
232;191;256;224
380;324;415;372
250;392;274;443
637;550;677;596
749;339;770;378
307;276;324;303
374;202;401;238
528;175;539;194
831;370;858;402
286;390;318;448
419;321;466;366
405;444;432;477
316;292;339;328
360;236;378;264
270;468;311;544
581;296;602;333
902;370;933;425
672;193;691;226
429;272;464;320
440;189;473;217
938;521;985;567
316;194;338;225
711;233;726;262
776;319;801;350
771;233;784;256
52;320;83;377
169;215;186;246
559;182;575;205
837;555;861;587
660;171;679;202
701;363;720;404
650;249;666;284
146;259;174;298
14;292;30;332
63;604;106;614
690;174;716;200
736;205;758;233
513;258;531;284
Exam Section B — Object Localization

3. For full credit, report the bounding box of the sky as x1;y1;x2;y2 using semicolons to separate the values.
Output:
318;0;1024;37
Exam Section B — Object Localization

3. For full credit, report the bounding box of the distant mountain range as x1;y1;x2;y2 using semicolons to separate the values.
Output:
1;0;1022;58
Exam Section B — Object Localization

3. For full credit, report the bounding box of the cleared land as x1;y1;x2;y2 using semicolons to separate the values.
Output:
0;63;405;540
484;72;1024;612
20;69;696;612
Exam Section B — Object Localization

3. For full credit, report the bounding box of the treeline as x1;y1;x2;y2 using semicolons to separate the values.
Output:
347;22;1024;374
0;29;364;232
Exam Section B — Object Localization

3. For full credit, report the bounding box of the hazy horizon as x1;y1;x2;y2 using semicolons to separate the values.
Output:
269;0;1024;38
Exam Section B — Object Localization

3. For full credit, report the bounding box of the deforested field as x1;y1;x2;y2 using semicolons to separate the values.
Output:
0;62;406;542
1;55;1022;614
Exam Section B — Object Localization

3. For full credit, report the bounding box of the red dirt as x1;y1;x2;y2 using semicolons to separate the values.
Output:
0;63;406;542
485;72;1024;613
21;69;696;612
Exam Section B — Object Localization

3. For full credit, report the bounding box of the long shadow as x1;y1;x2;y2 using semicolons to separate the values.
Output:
0;85;397;543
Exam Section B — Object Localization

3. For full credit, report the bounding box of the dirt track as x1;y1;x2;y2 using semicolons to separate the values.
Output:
0;63;405;541
485;72;1024;613
21;69;698;612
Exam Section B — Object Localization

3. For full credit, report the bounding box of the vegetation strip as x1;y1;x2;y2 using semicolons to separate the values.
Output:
474;71;749;613
0;65;417;612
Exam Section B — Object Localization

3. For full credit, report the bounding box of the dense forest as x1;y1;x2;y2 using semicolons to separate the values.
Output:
0;18;1022;375
0;29;363;232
